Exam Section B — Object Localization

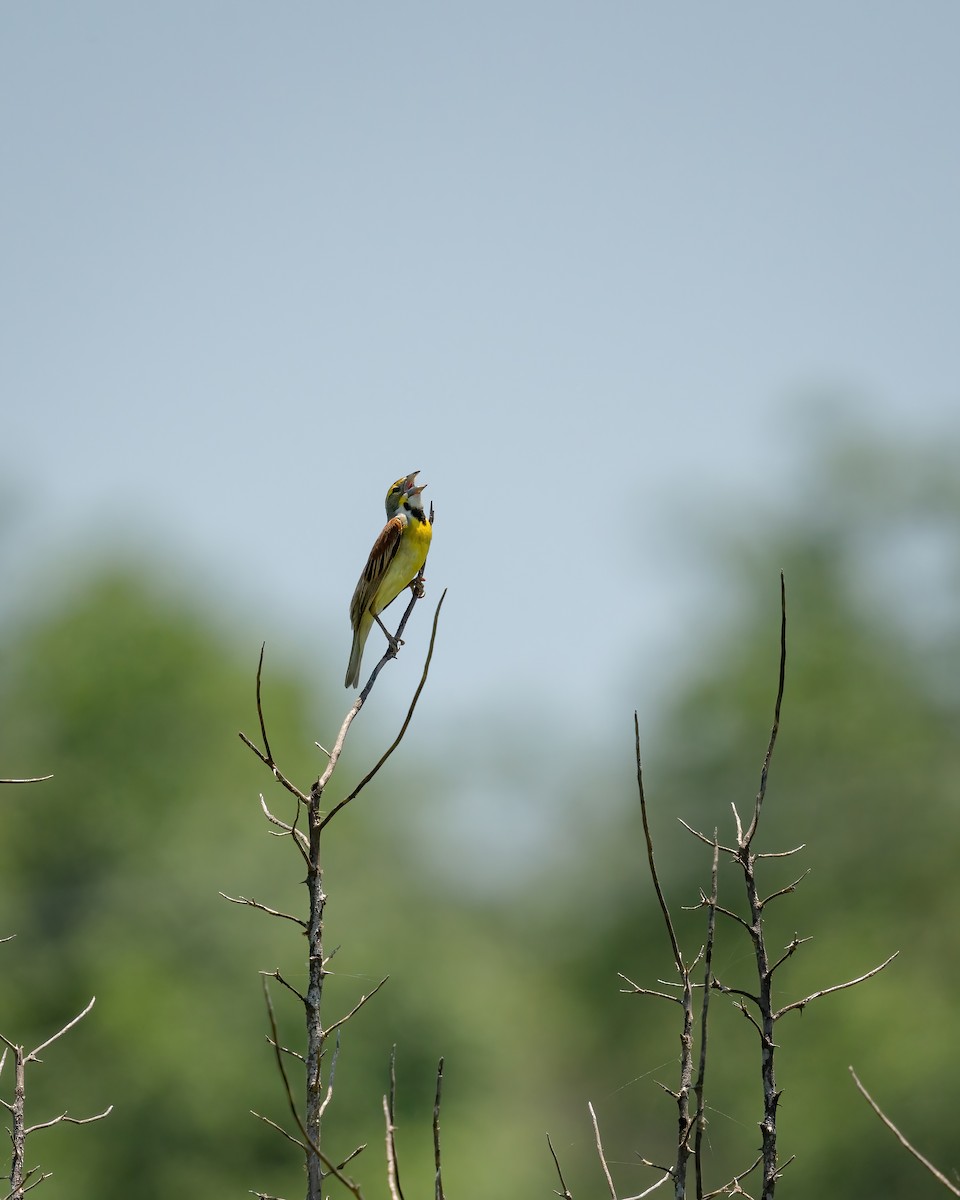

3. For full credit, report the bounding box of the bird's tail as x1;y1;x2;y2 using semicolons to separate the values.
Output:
344;615;371;688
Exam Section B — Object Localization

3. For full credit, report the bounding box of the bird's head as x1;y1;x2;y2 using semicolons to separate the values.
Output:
385;471;427;517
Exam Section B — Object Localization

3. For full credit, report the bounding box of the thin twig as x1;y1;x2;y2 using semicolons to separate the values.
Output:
219;893;307;928
759;873;810;907
693;836;720;1200
312;576;436;809
24;1104;113;1135
618;973;683;1005
775;953;899;1019
317;1033;342;1122
754;846;806;860
238;644;309;804
623;1173;673;1199
27;997;98;1061
676;819;738;857
849;1067;960;1196
766;936;811;977
260;979;364;1199
546;1133;574;1200
735;574;788;1200
702;1153;763;1199
711;903;752;931
259;794;310;859
338;1144;366;1169
319;590;446;832
432;1058;446;1200
260;968;307;1006
711;979;760;1007
255;643;274;763
635;714;683;973
251;1108;306;1151
743;571;786;846
0;776;53;785
589;1101;617;1200
323;977;389;1037
3;1169;53;1198
384;1047;405;1200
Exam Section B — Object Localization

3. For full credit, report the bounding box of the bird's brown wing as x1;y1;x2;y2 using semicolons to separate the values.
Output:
349;515;404;625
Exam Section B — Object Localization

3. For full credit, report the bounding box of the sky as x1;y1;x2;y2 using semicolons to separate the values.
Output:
3;4;960;862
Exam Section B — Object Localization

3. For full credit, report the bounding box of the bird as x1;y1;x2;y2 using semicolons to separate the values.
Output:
344;470;433;688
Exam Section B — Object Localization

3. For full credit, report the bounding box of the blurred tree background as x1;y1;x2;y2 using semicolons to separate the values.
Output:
1;420;959;1198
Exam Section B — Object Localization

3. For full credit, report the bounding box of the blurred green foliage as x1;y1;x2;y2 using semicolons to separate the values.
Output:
1;426;959;1197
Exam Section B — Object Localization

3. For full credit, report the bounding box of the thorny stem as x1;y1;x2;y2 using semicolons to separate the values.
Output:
1;1000;111;1200
739;838;780;1199
304;783;327;1198
432;1059;446;1200
738;572;787;1199
238;573;443;1199
693;838;720;1200
635;716;696;1195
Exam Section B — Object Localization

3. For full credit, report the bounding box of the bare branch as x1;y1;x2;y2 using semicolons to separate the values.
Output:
362;567;430;693
743;571;786;846
693;836;720;1200
546;1132;574;1200
725;574;789;1200
252;1108;306;1151
259;794;310;859
0;776;53;785
636;1154;674;1174
618;973;682;1005
254;643;274;761
588;1101;617;1200
677;818;738;857
319;590;446;832
849;1068;960;1196
24;1104;113;1135
432;1058;446;1200
759;873;810;908
3;1168;53;1198
312;577;440;813
337;1144;366;1169
728;997;764;1039
702;1153;763;1199
324;977;389;1038
384;1047;405;1200
27;997;97;1062
238;645;308;804
767;936;811;978
317;1033;342;1122
220;893;307;928
623;1173;673;1199
775;953;899;1019
711;903;752;931
731;801;745;845
260;979;364;1199
260;969;307;1007
635;714;683;974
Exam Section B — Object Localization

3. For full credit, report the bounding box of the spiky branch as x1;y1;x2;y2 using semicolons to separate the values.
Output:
235;570;446;1200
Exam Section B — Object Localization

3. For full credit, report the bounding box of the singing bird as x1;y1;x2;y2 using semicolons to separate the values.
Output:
344;471;432;688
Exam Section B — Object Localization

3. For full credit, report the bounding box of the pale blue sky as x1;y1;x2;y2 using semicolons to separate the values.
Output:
3;5;959;860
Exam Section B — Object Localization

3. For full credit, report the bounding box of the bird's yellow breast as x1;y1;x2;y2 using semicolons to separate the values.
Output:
371;514;431;616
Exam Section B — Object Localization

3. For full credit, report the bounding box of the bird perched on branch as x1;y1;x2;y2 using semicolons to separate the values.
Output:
344;471;432;688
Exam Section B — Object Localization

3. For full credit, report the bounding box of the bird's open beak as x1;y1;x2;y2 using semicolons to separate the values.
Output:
404;470;426;496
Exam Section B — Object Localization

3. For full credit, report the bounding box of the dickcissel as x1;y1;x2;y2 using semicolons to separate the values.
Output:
344;470;433;688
